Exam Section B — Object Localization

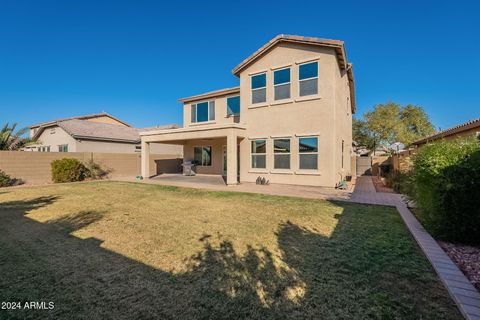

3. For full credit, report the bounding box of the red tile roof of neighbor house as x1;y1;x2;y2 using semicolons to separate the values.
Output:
29;113;132;128
178;35;356;113
413;118;480;145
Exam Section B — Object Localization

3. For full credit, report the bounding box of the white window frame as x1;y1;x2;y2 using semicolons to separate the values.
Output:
298;136;318;170
298;61;319;97
251;72;267;104
273;67;291;101
251;139;267;169
191;101;215;123
226;95;240;116
273;138;291;170
58;144;68;152
193;146;212;167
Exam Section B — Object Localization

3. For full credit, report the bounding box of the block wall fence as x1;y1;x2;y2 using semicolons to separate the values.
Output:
0;151;182;184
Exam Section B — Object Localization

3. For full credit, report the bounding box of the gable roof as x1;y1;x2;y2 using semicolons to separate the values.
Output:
413;118;480;145
33;119;178;143
232;34;348;76
29;113;131;129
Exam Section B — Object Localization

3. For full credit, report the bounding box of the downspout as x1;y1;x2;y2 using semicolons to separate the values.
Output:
333;60;337;187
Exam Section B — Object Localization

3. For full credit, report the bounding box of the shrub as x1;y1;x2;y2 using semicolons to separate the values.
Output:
0;169;24;187
406;138;480;244
386;170;412;194
51;158;86;183
84;159;110;180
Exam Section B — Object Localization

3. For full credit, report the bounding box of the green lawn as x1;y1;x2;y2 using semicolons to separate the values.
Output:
0;182;461;319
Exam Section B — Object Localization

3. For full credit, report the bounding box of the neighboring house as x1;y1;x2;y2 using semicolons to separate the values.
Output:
25;113;182;155
140;35;355;187
413;118;480;147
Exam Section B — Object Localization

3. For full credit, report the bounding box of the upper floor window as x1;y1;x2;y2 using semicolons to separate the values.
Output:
299;61;318;97
273;138;291;169
227;96;240;116
251;140;266;169
251;73;266;104
299;137;318;170
191;101;215;123
274;67;291;100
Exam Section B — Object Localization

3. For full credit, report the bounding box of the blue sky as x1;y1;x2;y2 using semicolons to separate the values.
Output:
1;0;479;131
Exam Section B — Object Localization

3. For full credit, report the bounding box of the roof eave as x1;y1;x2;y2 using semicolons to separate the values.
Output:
71;135;140;144
412;118;480;145
347;64;356;114
232;35;346;76
179;87;240;104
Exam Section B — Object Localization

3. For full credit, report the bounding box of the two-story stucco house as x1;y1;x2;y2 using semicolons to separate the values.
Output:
140;35;355;187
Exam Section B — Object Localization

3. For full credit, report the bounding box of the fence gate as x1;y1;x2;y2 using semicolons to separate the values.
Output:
356;156;372;176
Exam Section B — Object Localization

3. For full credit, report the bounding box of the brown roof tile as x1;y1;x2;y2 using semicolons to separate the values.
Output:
29;113;131;128
413;118;480;145
232;34;347;76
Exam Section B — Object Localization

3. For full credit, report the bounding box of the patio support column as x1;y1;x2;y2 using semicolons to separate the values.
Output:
226;131;238;185
141;140;150;179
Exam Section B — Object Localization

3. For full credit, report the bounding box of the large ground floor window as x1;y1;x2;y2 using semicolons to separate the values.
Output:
273;138;291;169
194;146;212;166
251;140;266;169
298;137;318;170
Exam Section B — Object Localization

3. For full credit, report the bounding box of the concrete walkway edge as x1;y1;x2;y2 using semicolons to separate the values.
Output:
395;204;480;320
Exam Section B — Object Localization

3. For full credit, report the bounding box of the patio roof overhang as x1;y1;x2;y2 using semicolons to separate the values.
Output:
139;123;247;144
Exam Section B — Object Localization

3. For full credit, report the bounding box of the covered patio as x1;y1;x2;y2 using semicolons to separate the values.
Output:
140;124;246;185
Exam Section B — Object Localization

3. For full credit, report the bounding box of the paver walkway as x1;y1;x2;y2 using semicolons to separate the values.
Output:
350;177;480;320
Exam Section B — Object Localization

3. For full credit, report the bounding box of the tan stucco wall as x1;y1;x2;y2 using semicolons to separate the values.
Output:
75;139;182;155
237;43;353;187
183;138;227;175
171;42;354;187
34;126;78;152
333;59;353;182
0;151;181;184
183;94;240;128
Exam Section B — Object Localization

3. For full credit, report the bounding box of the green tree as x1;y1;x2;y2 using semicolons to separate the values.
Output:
353;103;435;148
398;105;436;146
0;123;31;150
352;119;375;149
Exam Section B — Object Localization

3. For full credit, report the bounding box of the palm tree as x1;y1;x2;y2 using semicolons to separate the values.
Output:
0;123;31;150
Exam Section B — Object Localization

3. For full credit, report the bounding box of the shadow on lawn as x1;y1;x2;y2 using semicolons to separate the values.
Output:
0;197;460;320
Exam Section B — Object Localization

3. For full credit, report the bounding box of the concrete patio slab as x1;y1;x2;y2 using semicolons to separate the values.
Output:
116;174;351;201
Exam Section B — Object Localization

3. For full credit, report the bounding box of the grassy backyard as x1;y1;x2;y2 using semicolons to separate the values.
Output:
0;181;461;319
